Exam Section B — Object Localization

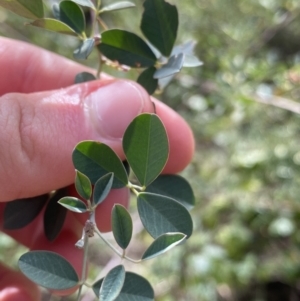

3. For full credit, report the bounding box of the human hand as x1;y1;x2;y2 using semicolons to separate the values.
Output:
0;37;194;301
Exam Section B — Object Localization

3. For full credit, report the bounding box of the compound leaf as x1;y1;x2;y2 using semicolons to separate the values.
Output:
72;141;128;188
93;272;154;300
4;194;48;230
98;29;157;68
112;205;133;249
71;0;95;9
154;53;184;79
93;173;114;206
100;265;125;301
146;175;195;210
58;0;85;35
18;251;79;290
137;66;158;95
123;113;169;187
75;170;92;200
0;0;44;19
73;38;95;59
28;18;77;36
58;197;87;213
141;0;178;57
142;233;186;260
100;1;135;13
137;192;193;238
74;72;96;83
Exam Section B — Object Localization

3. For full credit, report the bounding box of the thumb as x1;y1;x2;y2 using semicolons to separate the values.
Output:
0;79;153;202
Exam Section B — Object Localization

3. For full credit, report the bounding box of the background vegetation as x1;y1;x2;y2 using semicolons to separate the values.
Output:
2;0;300;300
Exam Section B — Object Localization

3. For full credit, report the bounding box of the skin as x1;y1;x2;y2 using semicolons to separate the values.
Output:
0;37;195;301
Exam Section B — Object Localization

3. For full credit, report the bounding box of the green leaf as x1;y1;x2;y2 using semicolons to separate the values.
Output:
0;0;44;19
4;194;48;230
146;175;195;210
18;251;79;290
154;53;184;79
93;272;154;300
28;18;77;36
72;141;128;188
137;66;158;95
142;233;186;260
75;170;92;200
73;38;95;59
74;72;96;83
93;173;114;206
137;192;193;238
58;197;88;213
100;1;135;13
70;0;95;9
123;113;169;187
98;29;157;68
112;205;133;249
58;0;85;35
44;188;68;241
100;265;125;301
141;0;178;57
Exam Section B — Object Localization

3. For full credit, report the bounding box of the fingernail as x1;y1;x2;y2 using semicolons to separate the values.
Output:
84;80;148;140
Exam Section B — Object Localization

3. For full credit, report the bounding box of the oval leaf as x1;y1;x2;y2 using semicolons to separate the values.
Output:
93;272;154;301
58;197;88;213
154;53;184;79
28;18;77;36
4;194;48;230
93;173;114;206
137;66;158;95
74;38;95;60
75;170;92;200
72;141;128;188
44;188;68;241
123;113;169;187
142;233;186;260
137;192;193;238
112;205;133;249
100;1;135;12
18;251;79;290
100;265;126;301
146;175;195;210
141;0;178;57
71;0;95;9
0;0;44;19
75;72;96;83
98;29;157;68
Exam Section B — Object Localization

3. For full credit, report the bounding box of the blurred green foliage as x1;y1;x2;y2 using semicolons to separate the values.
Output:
2;0;300;300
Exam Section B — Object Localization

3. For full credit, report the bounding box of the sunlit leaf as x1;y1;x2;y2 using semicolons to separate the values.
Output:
4;194;48;229
98;29;157;68
44;188;68;241
142;233;186;260
71;0;95;9
73;38;95;59
141;0;178;57
137;66;158;95
123;114;169;187
28;18;77;36
100;265;125;301
100;1;135;13
58;0;85;35
112;205;132;249
18;251;79;290
146;175;195;210
74;72;96;83
0;0;44;19
93;272;154;300
58;197;88;213
154;53;184;79
75;170;92;200
138;192;193;238
72;141;128;187
93;173;114;206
